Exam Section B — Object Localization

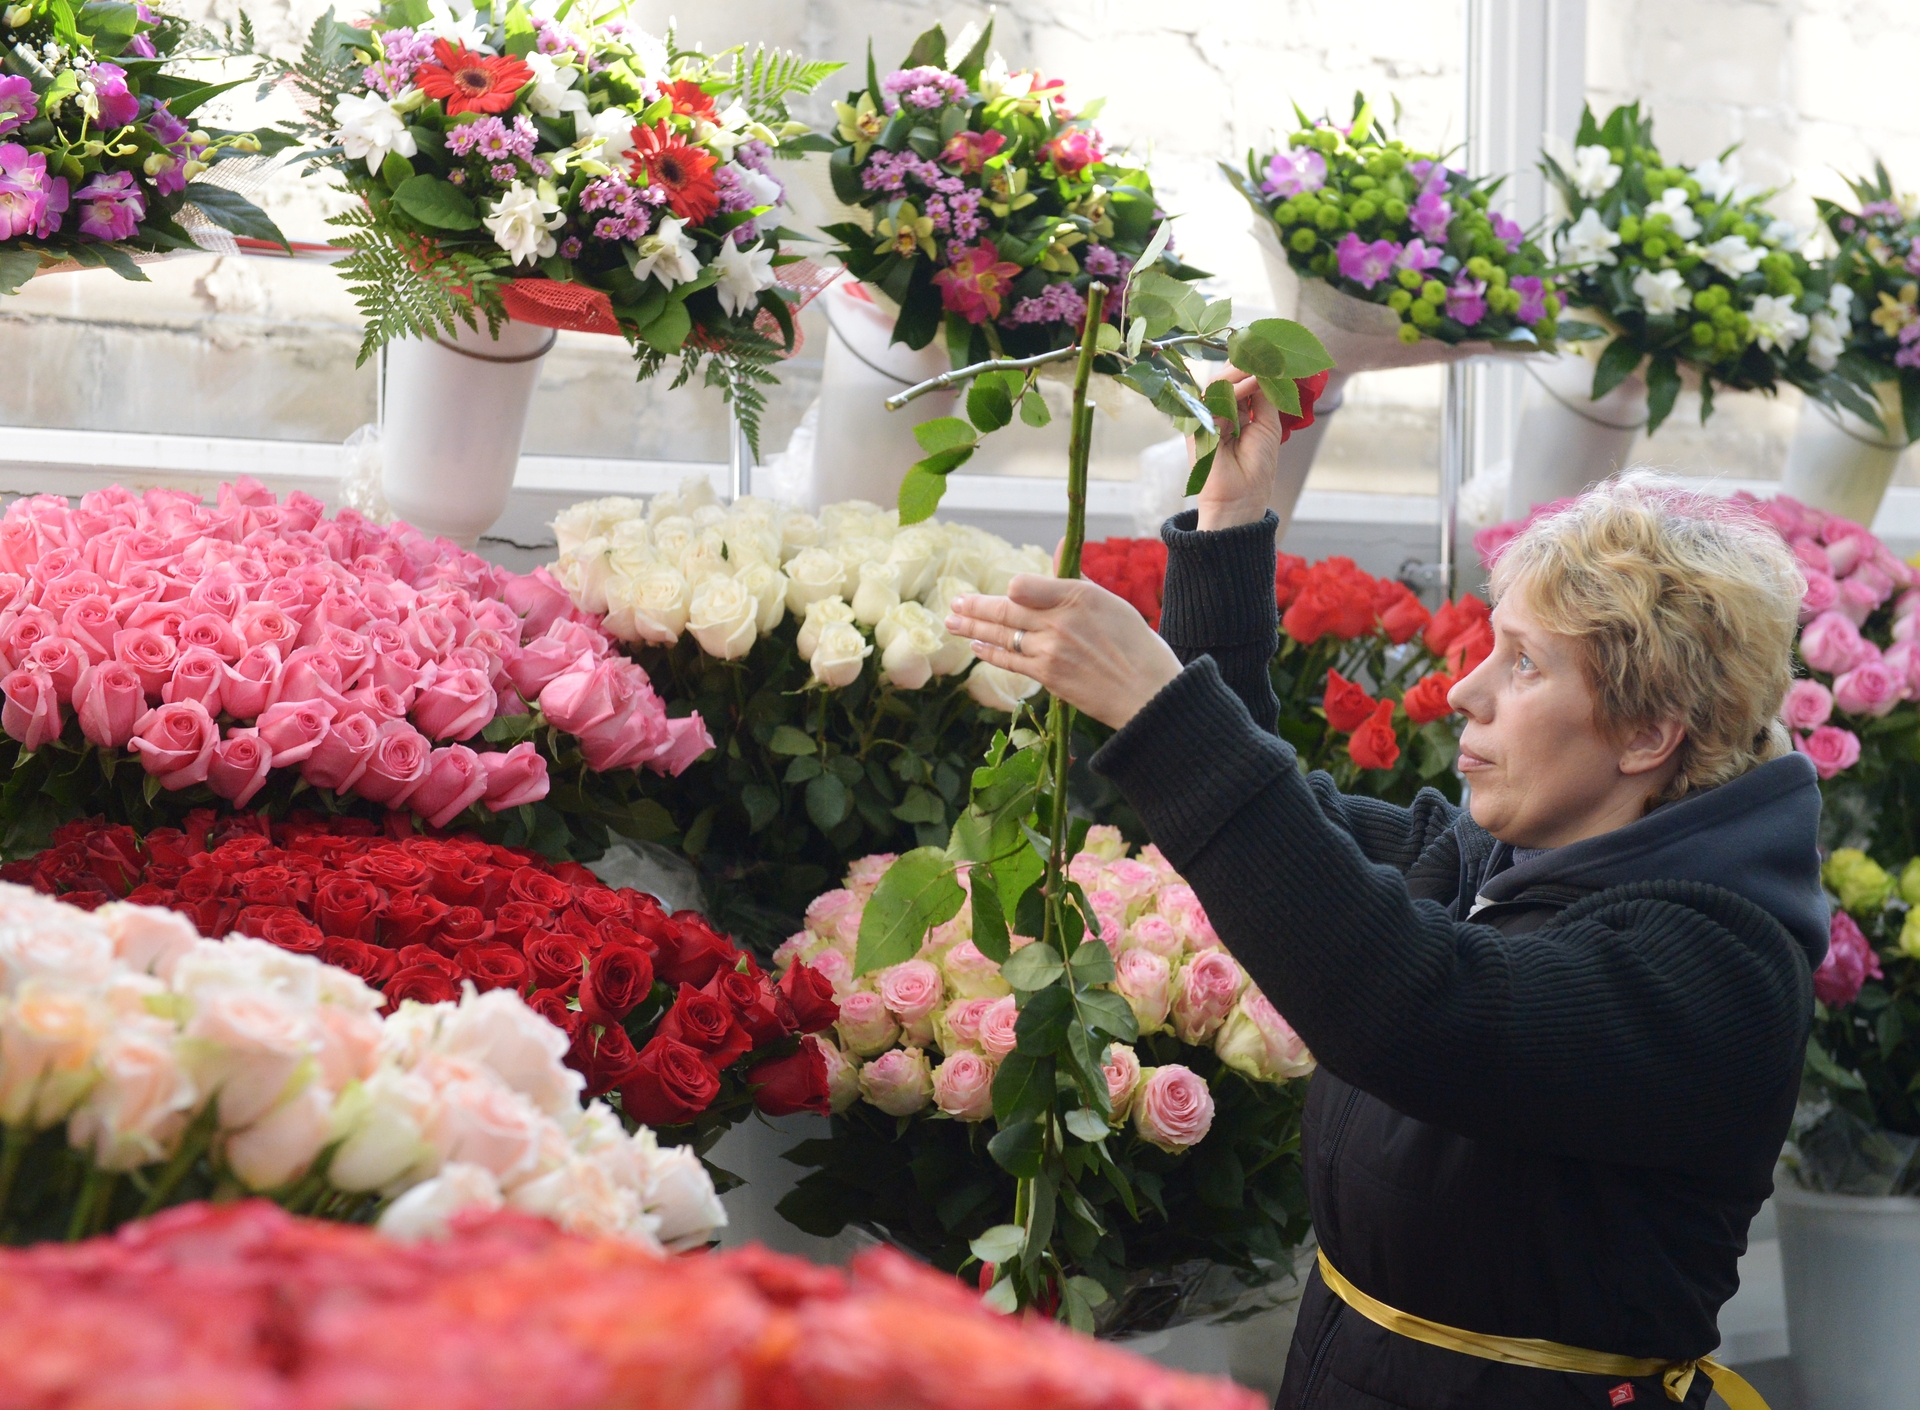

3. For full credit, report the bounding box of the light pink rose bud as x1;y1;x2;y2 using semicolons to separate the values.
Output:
1102;1043;1143;1124
221;644;283;722
845;854;896;900
977;995;1019;1060
1133;1064;1215;1151
368;646;424;701
819;1038;861;1113
1782;679;1833;732
255;698;338;767
1;665;63;751
178;613;247;663
26;637;85;704
505;567;574;640
931;1050;996;1121
1214;991;1316;1083
1884;642;1920;698
1067;853;1105;890
162;647;228;715
1800;611;1872;676
236;603;300;653
354;718;431;807
858;1046;932;1116
1158;884;1219;951
339;684;409;725
1797;725;1862;780
805;889;863;945
60;595;118;664
1113;948;1172;1034
301;712;381;794
480;741;550;810
129;699;218;789
270;653;350;714
412;666;497;742
504;632;581;701
1171;950;1247;1044
74;660;147;750
941;938;1011;1001
835;990;902;1058
1834;576;1881;626
1105;859;1160;906
1833;660;1904;717
1798;571;1837;623
1125;914;1183;960
878;959;944;1028
207;727;273;809
808;948;853;995
111;627;179;699
411;744;490;829
938;996;996;1051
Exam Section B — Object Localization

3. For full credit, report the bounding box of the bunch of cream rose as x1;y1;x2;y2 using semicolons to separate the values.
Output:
0;478;710;839
0;882;723;1248
770;827;1315;1152
548;477;1050;710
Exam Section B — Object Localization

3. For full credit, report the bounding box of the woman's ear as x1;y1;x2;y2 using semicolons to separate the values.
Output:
1618;717;1686;778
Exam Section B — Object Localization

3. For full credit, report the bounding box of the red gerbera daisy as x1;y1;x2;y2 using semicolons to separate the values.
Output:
663;79;718;122
415;40;533;116
627;121;719;225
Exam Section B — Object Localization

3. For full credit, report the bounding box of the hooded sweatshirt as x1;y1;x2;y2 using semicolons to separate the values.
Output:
1091;511;1822;1410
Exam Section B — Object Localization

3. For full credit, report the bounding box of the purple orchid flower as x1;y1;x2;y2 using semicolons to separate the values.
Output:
1411;190;1452;244
1261;147;1327;198
0;76;37;137
1335;231;1401;290
74;170;144;241
1490;211;1524;253
1511;275;1548;323
0;143;50;239
87;63;140;128
1407;158;1450;198
1446;276;1488;327
1395;238;1444;273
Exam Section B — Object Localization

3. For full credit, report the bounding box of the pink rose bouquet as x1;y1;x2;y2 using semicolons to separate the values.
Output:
0;479;710;860
768;828;1314;1335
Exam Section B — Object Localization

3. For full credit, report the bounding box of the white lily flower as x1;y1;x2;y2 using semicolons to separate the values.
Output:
1764;219;1803;252
1632;267;1693;317
1650;186;1701;241
419;0;490;51
628;215;701;287
627;30;670;81
1560;207;1621;269
523;51;589;119
1700;234;1761;279
334;90;419;176
713;239;777;316
484;181;565;265
1749;293;1811;353
1829;284;1855;317
1691;155;1741;203
574;105;635;168
1807;310;1846;371
1571;144;1621;200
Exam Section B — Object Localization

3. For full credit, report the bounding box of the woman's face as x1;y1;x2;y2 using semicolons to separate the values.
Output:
1447;582;1680;849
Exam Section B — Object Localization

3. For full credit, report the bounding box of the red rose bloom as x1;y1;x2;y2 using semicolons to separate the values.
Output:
1445;619;1495;676
233;865;310;910
394;945;460;978
1322;669;1378;734
626;121;719;225
711;969;790;1048
83;827;143;897
1372;580;1431;645
175;897;238;939
414;40;532;116
236;905;327;954
571;1022;645;1099
596;919;655;956
525;930;590;991
655;982;751;1070
582;944;656;1028
1402;672;1458;725
1424;594;1492;660
353;851;431;894
142;827;197;870
654;914;738;988
381;891;451;949
509;867;573;912
746;1037;831;1117
1275;553;1309;611
1282;557;1380;643
174;860;232;904
571;886;628;926
619;1036;721;1126
437;906;496;953
778;962;840;1034
1348;698;1401;771
525;986;581;1037
1278;370;1330;440
314;875;386;942
384;964;462;1008
208;836;275;874
457;942;532;993
322;938;400;987
492;901;550;948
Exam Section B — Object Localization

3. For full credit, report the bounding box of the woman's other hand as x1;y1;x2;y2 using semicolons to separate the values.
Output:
1196;367;1287;532
947;575;1183;730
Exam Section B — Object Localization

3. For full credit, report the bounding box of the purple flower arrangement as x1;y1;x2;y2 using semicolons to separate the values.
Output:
1814;164;1920;444
1228;97;1561;350
0;2;284;294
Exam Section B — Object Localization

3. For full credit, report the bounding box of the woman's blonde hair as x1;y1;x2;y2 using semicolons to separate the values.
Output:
1488;472;1804;803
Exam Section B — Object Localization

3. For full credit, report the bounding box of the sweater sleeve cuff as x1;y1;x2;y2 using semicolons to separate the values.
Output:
1089;655;1294;872
1157;509;1279;656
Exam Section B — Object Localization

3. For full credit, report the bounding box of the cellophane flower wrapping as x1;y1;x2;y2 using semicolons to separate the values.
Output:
820;19;1198;361
1228;96;1562;350
7;810;843;1152
0;1199;1267;1410
1540;101;1877;432
548;480;1055;952
769;832;1315;1332
274;2;837;449
0;880;724;1248
0;478;710;861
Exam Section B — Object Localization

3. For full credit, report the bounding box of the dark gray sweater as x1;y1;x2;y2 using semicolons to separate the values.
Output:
1091;510;1822;1410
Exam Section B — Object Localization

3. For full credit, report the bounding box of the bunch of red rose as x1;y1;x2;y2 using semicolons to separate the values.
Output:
1083;537;1171;629
1323;666;1459;771
0;1200;1262;1410
6;810;840;1129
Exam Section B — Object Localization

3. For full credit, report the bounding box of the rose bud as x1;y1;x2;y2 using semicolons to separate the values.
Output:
581;944;656;1028
877;958;944;1047
931;1049;995;1121
1114;949;1172;1035
745;1036;831;1117
939;938;1011;1001
1214;991;1317;1083
73;660;146;750
834;989;901;1059
778;961;840;1033
1132;1064;1216;1152
1170;949;1247;1045
977;995;1020;1060
129;699;218;789
857;1046;933;1116
654;981;750;1069
479;740;550;810
524;931;589;991
354;719;431;808
409;744;490;829
207;728;273;809
618;1035;721;1126
1102;1043;1143;1124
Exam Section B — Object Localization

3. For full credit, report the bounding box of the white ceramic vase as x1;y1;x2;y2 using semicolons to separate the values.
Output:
809;279;958;511
380;316;556;548
1775;1182;1920;1410
1504;349;1647;520
1779;383;1909;528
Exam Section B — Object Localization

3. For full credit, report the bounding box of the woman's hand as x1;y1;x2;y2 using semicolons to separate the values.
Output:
947;575;1184;731
1195;367;1288;532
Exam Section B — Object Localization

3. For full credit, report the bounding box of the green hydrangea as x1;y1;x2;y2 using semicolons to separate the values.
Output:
1826;848;1895;915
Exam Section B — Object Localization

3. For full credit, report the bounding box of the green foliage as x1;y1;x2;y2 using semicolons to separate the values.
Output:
328;205;512;366
721;45;844;129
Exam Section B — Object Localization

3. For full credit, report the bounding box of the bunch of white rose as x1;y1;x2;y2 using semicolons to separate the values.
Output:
0;884;724;1250
548;479;1049;712
770;827;1316;1153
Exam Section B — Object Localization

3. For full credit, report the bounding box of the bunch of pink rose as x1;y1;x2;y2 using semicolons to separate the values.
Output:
0;479;711;831
772;828;1314;1153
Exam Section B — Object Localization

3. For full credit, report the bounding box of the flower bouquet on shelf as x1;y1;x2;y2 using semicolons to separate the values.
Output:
8;810;844;1166
1227;94;1564;361
0;479;711;863
1540;102;1879;434
1814;167;1920;439
0;881;724;1248
0;1201;1265;1410
269;4;838;445
546;480;1053;952
773;832;1313;1334
0;0;293;295
820;19;1199;363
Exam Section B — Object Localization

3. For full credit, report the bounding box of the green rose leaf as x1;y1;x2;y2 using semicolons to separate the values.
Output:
183;182;292;251
991;1051;1054;1124
969;863;1011;962
390;173;481;231
913;416;978;455
1077;989;1139;1044
966;373;1015;433
854;845;965;974
987;1115;1046;1178
1064;1106;1111;1144
1019;389;1051;427
768;725;816;756
1014;984;1074;1054
804;772;848;830
1067;937;1116;987
969;1223;1027;1266
637;299;692;353
897;464;950;524
1001;941;1064;992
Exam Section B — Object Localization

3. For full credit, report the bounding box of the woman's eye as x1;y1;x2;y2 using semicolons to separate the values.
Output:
1516;652;1535;672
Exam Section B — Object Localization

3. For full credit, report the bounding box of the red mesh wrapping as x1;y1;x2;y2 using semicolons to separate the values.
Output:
502;258;840;355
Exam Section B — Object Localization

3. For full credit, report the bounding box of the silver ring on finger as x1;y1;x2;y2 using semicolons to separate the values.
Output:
1011;629;1025;655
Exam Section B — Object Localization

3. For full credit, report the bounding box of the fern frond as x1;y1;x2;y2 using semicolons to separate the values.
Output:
328;208;510;365
723;46;842;127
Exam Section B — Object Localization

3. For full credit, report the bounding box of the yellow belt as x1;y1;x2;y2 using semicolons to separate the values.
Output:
1317;1250;1769;1410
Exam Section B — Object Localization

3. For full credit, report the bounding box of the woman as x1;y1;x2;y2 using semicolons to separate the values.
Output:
946;371;1823;1410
